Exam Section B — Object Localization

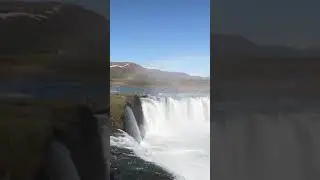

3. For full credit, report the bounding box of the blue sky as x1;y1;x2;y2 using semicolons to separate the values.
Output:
111;0;210;77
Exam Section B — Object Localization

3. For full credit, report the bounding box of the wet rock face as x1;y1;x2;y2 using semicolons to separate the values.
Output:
95;114;110;180
53;105;107;180
44;139;81;180
126;95;145;139
123;105;142;143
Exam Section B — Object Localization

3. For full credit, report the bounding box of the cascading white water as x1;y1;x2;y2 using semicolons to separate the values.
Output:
140;96;210;180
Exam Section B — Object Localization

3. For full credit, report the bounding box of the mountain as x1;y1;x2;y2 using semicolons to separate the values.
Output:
212;34;260;58
110;62;210;88
0;1;109;83
110;62;145;79
213;34;320;59
212;34;320;100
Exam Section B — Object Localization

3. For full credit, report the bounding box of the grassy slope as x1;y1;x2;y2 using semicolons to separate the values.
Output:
0;2;108;82
111;79;210;90
110;66;209;89
110;95;126;129
109;94;138;130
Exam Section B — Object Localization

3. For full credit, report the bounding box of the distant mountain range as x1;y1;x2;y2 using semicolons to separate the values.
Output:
110;62;210;88
213;34;320;59
0;1;108;83
212;34;320;100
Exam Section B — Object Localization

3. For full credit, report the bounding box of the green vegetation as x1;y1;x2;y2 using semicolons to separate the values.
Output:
109;94;140;130
125;79;160;87
110;95;127;129
110;69;209;89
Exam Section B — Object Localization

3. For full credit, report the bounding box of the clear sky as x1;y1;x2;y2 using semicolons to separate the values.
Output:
111;0;210;77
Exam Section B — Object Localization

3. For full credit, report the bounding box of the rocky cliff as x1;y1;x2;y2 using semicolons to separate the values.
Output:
0;98;108;180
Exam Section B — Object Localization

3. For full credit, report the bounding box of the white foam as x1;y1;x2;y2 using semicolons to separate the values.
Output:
110;96;210;180
110;129;153;162
141;96;210;180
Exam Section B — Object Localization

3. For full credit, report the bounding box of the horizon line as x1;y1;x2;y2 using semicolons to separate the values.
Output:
110;61;210;78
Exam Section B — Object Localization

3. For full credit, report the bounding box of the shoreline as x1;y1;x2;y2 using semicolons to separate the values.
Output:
110;83;210;91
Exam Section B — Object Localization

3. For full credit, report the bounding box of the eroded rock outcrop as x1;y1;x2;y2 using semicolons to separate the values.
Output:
52;105;107;180
44;139;81;180
123;105;142;142
0;98;108;180
126;95;145;140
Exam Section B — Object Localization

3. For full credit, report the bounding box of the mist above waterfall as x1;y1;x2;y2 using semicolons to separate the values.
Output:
140;96;210;180
110;94;210;180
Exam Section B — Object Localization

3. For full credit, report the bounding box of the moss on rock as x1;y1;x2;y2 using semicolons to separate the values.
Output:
110;94;143;130
110;95;127;129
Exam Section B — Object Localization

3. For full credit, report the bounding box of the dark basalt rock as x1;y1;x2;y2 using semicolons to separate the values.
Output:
123;105;142;143
140;95;149;98
126;95;145;139
110;146;176;180
0;98;109;180
43;139;81;180
53;105;107;180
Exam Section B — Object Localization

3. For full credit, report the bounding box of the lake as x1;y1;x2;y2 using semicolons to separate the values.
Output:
110;85;210;96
